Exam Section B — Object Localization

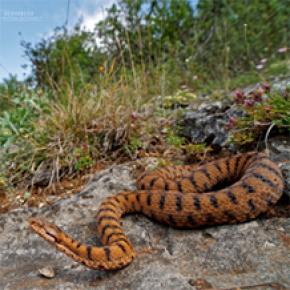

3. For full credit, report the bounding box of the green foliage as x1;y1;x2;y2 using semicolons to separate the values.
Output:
228;85;290;145
0;92;49;151
0;60;140;186
162;87;197;109
73;146;96;173
0;74;25;113
124;136;141;155
0;175;8;190
185;143;207;154
2;0;289;96
24;192;31;199
166;125;185;148
96;0;289;87
20;20;106;89
0;0;289;189
0;74;23;97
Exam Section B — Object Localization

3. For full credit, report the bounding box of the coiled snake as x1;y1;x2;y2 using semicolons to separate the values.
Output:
30;152;284;270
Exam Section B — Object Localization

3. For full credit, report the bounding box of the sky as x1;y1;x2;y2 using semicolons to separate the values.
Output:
0;0;198;83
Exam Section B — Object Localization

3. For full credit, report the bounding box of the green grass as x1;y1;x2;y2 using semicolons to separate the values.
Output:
0;41;289;190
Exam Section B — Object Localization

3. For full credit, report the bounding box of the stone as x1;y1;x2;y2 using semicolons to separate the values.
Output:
177;78;290;148
0;155;289;290
177;103;247;147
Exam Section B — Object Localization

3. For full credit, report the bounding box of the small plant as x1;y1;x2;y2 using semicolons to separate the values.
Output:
166;125;185;148
156;158;171;168
128;137;141;152
24;192;31;199
123;136;141;158
228;84;290;145
172;161;183;166
0;92;49;151
184;143;207;155
163;87;197;109
74;156;96;173
0;176;8;190
73;144;95;173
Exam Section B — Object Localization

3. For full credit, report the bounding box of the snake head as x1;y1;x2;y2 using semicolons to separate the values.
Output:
30;217;62;243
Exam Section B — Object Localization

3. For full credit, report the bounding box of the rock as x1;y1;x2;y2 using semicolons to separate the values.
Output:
25;158;54;187
178;78;290;148
227;78;290;97
268;136;290;156
281;163;290;199
262;136;290;200
0;155;289;290
37;265;56;278
178;102;247;147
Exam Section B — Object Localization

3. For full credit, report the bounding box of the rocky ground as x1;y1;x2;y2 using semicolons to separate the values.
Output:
0;145;289;290
0;79;289;290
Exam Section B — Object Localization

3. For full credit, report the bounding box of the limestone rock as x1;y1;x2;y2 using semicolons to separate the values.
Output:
178;103;246;147
177;78;290;148
0;156;289;290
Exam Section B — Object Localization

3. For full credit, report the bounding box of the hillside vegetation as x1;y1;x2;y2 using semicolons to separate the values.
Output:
0;0;289;192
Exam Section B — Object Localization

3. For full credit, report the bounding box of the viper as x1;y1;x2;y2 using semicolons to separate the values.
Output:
30;151;284;270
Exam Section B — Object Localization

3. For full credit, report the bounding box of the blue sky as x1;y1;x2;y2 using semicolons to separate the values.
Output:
0;0;198;83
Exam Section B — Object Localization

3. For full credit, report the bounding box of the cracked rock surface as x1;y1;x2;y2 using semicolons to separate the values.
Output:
177;78;290;148
0;157;290;290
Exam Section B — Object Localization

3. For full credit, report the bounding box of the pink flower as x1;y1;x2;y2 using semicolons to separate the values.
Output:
131;111;137;118
181;85;187;89
245;100;255;107
189;88;194;92
257;87;264;92
255;64;263;70
81;143;89;149
193;76;198;80
252;91;262;103
233;91;246;104
262;82;271;91
260;58;267;63
278;47;287;53
229;115;236;129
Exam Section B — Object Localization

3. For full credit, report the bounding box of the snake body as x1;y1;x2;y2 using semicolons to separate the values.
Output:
30;152;284;270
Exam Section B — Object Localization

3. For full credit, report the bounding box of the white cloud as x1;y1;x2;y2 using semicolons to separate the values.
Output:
75;0;116;46
77;0;116;31
37;1;117;47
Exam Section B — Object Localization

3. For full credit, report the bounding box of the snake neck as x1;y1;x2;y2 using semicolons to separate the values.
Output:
30;192;138;270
